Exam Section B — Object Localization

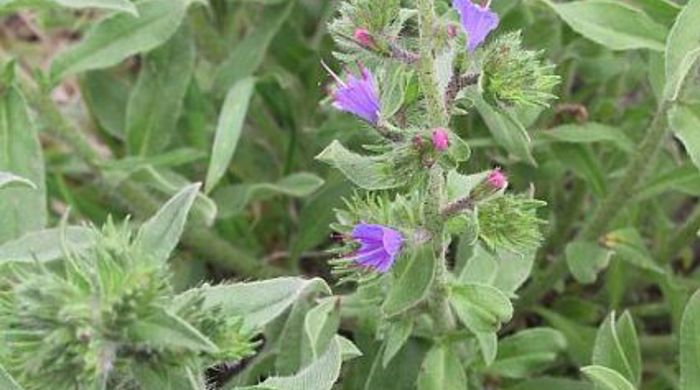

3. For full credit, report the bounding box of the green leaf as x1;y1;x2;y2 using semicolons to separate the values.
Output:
416;343;466;390
565;241;612;284
0;363;23;390
214;2;293;94
245;336;343;390
539;123;635;154
458;244;535;297
48;0;137;14
382;244;436;317
126;25;195;156
450;283;513;333
0;85;47;243
80;69;129;139
213;173;324;218
541;0;668;51
664;0;700;101
382;318;414;367
50;0;189;80
128;308;218;353
581;365;636;390
134;183;201;264
489;328;567;378
175;277;330;332
316;140;409;190
592;312;642;386
669;105;700;171
605;228;665;274
337;335;362;361
475;331;497;366
380;63;412;120
304;297;341;361
0;226;96;264
0;171;35;190
680;289;700;390
276;299;311;375
474;97;535;165
205;77;256;193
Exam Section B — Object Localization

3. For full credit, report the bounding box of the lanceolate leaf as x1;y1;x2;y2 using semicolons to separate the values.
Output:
134;183;201;264
541;0;668;51
664;0;700;101
474;97;535;165
205;77;257;193
174;277;331;332
128;308;218;353
126;25;195;156
592;312;642;386
680;290;700;390
315;141;411;190
50;0;190;80
0;85;47;243
382;244;436;317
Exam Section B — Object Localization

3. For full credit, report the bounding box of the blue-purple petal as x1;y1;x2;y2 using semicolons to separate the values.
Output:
348;223;404;273
330;67;381;125
453;0;499;52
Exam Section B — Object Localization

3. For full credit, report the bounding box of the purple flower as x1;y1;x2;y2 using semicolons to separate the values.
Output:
324;62;381;125
453;0;499;52
349;223;403;273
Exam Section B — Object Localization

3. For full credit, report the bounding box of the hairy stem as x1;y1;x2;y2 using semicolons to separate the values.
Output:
21;78;283;278
519;102;671;308
416;0;449;128
416;0;457;336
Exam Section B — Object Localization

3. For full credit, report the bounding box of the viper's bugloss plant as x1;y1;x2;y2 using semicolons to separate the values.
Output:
2;0;700;388
318;0;556;386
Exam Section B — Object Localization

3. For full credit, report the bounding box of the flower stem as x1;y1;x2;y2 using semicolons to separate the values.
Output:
416;0;457;336
519;102;671;308
416;0;449;128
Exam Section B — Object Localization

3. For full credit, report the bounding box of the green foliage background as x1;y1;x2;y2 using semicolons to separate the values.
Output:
0;0;700;389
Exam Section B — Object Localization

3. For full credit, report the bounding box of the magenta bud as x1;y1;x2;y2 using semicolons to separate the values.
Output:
354;28;375;48
487;169;508;190
431;128;450;152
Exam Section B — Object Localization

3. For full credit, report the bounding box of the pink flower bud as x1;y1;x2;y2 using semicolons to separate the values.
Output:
431;128;450;152
487;169;508;190
354;28;375;48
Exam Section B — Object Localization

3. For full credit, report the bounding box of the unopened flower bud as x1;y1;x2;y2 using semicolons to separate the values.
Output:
431;128;450;152
354;28;375;49
487;168;508;190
